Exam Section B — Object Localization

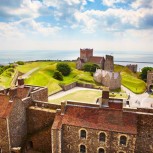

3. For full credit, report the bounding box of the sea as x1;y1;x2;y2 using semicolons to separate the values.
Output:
0;50;153;71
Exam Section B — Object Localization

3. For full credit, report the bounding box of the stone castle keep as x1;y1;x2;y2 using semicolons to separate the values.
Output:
76;48;121;90
1;79;153;153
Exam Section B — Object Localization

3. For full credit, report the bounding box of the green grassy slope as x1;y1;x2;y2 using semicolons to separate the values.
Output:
0;68;16;88
1;62;146;94
20;61;98;95
114;64;146;94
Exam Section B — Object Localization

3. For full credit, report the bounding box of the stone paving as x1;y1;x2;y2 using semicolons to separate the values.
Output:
121;85;153;108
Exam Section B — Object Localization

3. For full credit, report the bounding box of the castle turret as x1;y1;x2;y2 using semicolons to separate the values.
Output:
104;55;114;71
80;48;93;62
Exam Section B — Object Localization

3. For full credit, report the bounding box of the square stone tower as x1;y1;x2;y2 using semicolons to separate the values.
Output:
80;48;93;62
104;55;114;71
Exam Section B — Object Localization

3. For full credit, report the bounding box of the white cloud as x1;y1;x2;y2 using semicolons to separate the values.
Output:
0;19;60;39
131;0;153;9
0;0;43;19
102;0;125;7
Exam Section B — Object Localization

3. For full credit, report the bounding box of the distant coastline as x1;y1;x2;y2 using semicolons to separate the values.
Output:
0;50;153;70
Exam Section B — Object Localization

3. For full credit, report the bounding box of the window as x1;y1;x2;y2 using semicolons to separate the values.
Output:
120;136;127;145
80;130;86;139
80;145;86;153
119;152;124;153
98;148;105;153
0;148;2;153
99;132;106;142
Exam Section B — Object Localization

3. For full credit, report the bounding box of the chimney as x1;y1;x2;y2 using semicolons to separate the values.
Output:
18;78;24;88
61;101;67;115
100;88;109;107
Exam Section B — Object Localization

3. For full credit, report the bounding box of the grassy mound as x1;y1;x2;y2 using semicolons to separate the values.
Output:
115;64;146;94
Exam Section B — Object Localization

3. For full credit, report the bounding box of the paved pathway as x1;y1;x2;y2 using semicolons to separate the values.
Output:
22;67;39;79
49;85;153;109
121;85;153;108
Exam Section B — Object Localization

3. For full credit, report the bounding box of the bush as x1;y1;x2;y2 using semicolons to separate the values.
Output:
83;63;100;72
53;70;63;81
56;63;71;76
8;68;14;73
16;61;24;65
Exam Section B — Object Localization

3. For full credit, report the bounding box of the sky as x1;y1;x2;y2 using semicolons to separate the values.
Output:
0;0;153;52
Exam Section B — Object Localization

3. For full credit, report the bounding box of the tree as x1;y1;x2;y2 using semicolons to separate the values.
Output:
90;64;100;72
56;63;71;76
83;63;100;72
83;63;92;72
140;67;153;82
53;70;63;81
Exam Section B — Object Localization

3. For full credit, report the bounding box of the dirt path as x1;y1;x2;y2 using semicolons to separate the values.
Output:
22;67;39;78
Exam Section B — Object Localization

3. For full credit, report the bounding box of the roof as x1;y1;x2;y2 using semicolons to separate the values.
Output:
0;94;13;118
89;56;104;64
53;105;137;134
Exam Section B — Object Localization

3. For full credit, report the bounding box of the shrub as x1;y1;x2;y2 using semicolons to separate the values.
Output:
53;70;63;81
83;63;100;72
56;63;71;76
8;68;14;73
16;61;24;65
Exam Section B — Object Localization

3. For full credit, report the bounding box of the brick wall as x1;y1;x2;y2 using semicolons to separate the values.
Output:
30;87;48;101
0;118;9;153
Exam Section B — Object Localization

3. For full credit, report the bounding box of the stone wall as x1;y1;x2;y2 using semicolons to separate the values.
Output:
0;118;9;153
30;87;48;101
27;107;56;152
62;125;136;153
60;82;77;91
27;107;56;134
135;114;153;153
8;97;27;148
76;82;94;88
29;126;51;153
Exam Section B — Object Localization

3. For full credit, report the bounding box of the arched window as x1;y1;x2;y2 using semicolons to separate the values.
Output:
119;151;124;153
80;145;86;153
98;148;105;153
99;132;106;142
80;130;86;139
120;136;127;145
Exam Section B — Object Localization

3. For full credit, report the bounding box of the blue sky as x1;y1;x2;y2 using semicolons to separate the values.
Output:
0;0;153;52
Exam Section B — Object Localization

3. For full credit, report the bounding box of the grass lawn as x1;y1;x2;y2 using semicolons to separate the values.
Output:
49;89;128;105
49;90;102;104
21;61;99;95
